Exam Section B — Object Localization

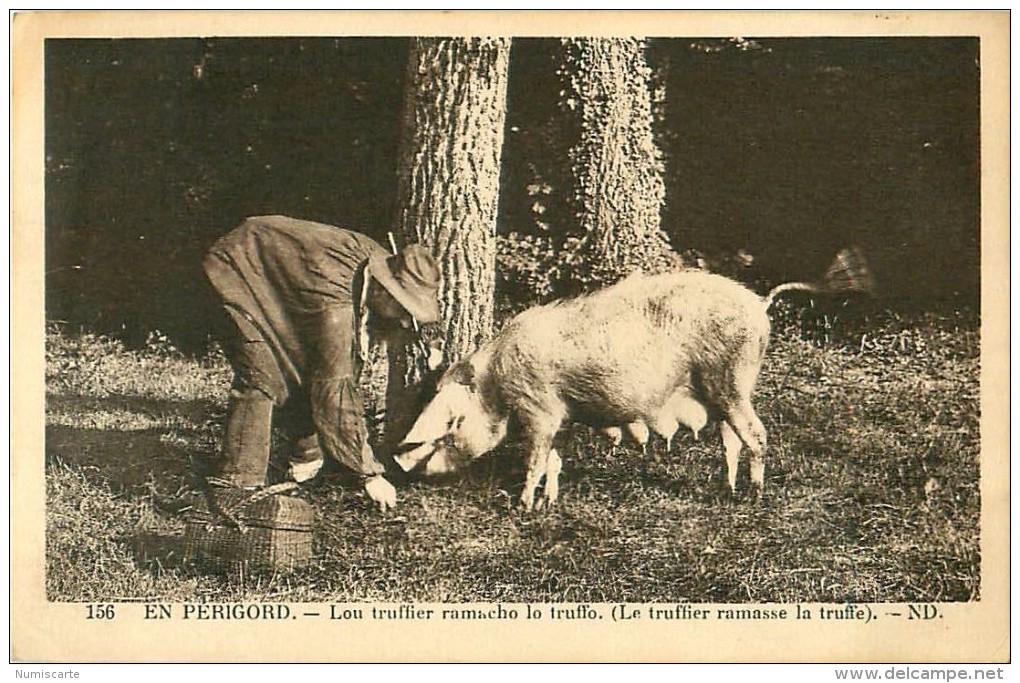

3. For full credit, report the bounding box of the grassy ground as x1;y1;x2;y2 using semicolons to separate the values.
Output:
44;310;980;603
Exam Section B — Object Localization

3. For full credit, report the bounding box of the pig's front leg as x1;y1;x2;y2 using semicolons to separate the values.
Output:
522;444;564;512
518;403;567;511
519;412;563;511
540;448;563;508
520;444;550;512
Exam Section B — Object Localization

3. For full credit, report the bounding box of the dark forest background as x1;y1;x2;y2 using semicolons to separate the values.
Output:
45;37;980;351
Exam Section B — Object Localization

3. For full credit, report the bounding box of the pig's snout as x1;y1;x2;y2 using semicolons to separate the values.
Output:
394;441;437;472
393;439;470;477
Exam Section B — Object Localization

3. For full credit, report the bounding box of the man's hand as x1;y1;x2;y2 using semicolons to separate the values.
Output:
364;475;397;512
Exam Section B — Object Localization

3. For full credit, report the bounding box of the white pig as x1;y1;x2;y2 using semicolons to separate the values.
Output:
398;249;871;510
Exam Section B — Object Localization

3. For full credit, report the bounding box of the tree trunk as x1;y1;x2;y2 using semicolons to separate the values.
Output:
384;37;511;449
560;37;677;287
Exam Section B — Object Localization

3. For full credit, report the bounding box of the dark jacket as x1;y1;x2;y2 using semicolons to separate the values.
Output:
204;215;389;476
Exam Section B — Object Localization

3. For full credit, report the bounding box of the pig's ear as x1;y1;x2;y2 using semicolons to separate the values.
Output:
448;361;476;391
401;384;459;445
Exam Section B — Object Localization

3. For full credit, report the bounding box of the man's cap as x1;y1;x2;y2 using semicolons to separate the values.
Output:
366;243;441;324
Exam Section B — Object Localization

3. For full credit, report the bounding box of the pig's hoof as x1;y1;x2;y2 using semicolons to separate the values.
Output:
716;486;737;505
535;494;558;513
519;493;556;514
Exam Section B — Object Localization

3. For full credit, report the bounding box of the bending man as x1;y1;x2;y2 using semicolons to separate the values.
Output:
203;215;441;511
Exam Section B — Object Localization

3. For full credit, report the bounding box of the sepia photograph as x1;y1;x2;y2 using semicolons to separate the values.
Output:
12;10;1010;663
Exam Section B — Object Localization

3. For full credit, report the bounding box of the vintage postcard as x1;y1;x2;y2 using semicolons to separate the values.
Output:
11;10;1010;663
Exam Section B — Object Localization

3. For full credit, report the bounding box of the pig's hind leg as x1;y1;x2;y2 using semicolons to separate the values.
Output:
725;353;768;497
712;350;767;499
722;402;767;499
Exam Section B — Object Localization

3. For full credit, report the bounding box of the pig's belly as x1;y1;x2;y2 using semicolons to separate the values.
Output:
557;370;682;427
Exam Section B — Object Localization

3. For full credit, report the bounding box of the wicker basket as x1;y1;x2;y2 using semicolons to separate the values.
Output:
184;486;314;571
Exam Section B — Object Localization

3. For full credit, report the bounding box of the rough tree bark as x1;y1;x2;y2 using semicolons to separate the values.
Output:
560;37;677;287
383;37;511;449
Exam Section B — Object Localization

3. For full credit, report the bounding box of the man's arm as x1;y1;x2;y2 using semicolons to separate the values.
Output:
308;306;390;482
